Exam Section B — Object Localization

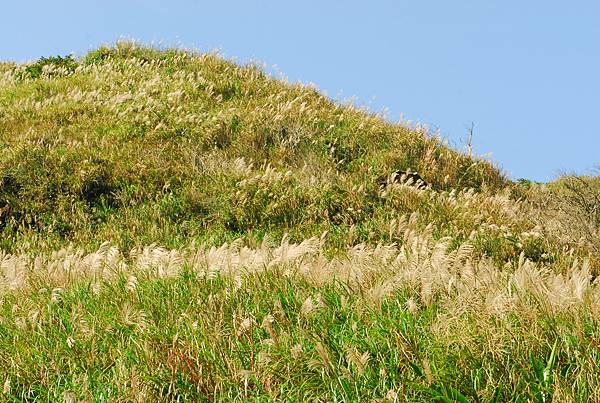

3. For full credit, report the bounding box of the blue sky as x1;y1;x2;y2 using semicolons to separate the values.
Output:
2;1;598;181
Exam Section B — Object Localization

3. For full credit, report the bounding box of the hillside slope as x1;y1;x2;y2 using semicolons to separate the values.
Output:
1;43;506;253
0;44;598;401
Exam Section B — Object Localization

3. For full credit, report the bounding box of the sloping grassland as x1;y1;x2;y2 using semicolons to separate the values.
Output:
0;43;598;401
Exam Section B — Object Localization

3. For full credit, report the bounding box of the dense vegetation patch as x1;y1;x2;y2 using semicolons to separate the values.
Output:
0;42;506;254
0;43;598;400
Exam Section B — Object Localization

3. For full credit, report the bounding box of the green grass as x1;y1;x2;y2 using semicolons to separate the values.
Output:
0;42;506;255
2;254;598;401
1;264;596;401
0;42;599;401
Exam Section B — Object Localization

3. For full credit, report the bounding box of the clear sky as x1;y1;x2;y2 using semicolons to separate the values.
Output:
2;1;598;181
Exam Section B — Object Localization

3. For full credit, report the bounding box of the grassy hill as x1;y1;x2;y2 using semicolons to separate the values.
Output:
0;43;598;401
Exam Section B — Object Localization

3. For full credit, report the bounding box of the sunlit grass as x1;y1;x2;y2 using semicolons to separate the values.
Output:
1;229;598;400
0;42;599;400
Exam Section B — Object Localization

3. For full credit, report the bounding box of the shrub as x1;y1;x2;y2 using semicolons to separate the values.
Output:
17;54;78;80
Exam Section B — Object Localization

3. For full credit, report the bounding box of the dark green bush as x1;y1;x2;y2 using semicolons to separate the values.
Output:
18;54;78;79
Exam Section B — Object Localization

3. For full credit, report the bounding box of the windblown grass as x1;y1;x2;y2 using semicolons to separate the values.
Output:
1;223;598;400
0;42;599;400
